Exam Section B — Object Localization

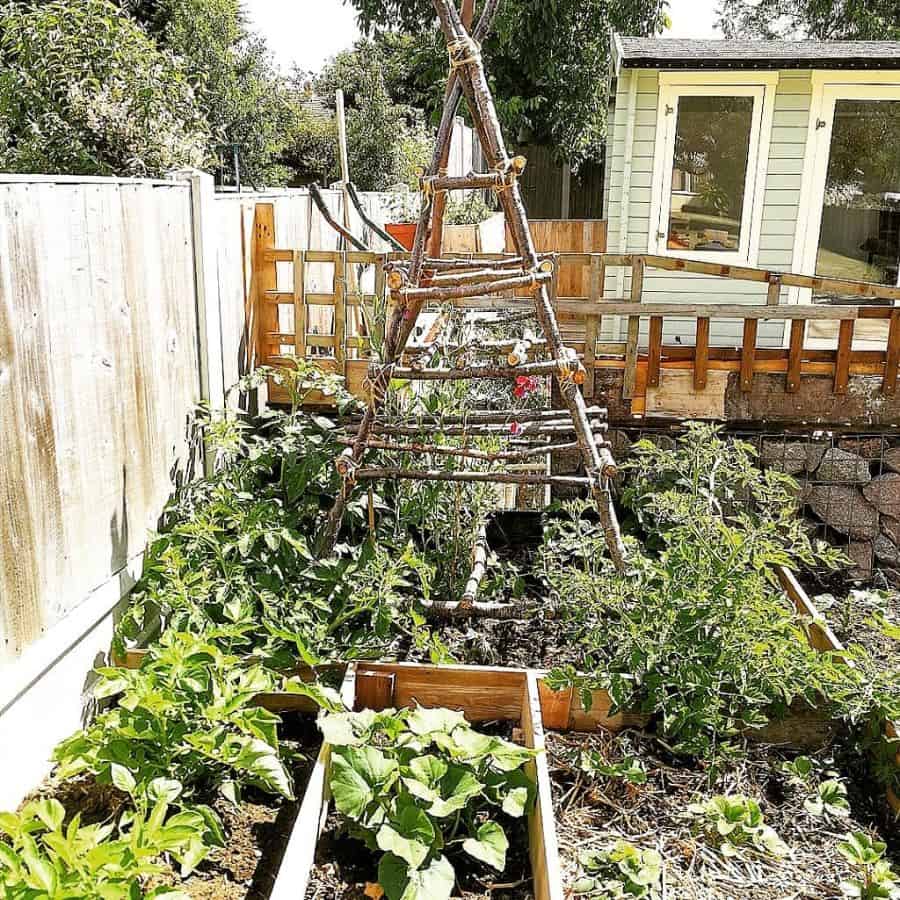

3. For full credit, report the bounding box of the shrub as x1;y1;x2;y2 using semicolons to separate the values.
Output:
0;0;208;176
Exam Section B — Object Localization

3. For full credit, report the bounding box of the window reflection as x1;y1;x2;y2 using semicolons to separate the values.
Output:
667;95;754;253
816;99;900;297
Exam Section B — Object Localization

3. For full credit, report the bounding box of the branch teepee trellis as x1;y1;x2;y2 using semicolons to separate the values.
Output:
320;0;627;573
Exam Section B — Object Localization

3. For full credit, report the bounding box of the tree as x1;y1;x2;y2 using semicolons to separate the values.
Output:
345;0;669;168
288;40;433;191
150;0;297;186
716;0;900;40
0;0;208;176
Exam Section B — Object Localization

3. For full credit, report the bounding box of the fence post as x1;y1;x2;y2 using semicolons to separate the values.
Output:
171;169;225;474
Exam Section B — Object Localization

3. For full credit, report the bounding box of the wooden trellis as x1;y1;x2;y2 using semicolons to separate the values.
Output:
317;0;629;574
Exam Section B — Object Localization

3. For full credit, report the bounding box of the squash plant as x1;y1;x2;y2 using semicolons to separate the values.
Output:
317;706;537;900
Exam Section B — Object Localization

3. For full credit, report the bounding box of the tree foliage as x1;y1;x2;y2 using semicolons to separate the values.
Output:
717;0;900;40
0;0;208;176
345;0;669;168
152;0;298;186
286;39;434;191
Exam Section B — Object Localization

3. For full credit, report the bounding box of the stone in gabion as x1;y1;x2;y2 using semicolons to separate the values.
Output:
863;473;900;520
847;541;874;579
814;448;872;484
760;440;807;475
806;484;880;540
873;534;900;567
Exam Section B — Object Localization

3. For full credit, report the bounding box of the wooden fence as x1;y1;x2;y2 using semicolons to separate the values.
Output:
251;204;899;424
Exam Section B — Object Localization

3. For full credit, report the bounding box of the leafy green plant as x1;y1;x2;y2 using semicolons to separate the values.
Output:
0;793;205;898
780;755;851;818
0;0;208;177
54;632;294;803
838;832;900;899
572;840;662;898
688;795;788;858
318;705;536;900
806;778;851;819
579;750;647;786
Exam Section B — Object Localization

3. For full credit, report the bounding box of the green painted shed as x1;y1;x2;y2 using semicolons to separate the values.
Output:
604;37;900;348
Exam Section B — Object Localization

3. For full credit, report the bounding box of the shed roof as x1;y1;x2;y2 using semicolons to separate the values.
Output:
612;35;900;73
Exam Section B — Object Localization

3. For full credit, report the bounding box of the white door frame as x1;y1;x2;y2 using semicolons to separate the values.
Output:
648;71;778;266
792;72;900;305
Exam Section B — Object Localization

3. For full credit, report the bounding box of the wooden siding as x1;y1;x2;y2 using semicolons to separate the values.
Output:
604;69;814;349
0;179;201;663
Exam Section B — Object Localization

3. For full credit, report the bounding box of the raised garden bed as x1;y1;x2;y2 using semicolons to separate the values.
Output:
297;662;563;900
778;568;900;816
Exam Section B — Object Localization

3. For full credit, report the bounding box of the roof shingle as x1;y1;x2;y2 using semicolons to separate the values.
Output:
613;36;900;72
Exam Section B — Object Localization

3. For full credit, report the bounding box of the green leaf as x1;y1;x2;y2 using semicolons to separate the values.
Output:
110;763;137;795
428;766;483;818
376;804;435;869
93;674;130;700
23;847;57;893
405;706;467;737
330;746;397;819
285;679;345;714
378;852;455;900
147;778;183;804
30;798;65;833
317;711;365;747
463;820;508;871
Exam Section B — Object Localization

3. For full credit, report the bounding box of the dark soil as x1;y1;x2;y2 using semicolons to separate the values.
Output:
304;719;534;900
150;713;321;899
399;510;584;669
547;728;899;899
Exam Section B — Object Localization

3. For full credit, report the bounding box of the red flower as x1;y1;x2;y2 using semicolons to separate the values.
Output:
513;375;539;398
509;421;522;435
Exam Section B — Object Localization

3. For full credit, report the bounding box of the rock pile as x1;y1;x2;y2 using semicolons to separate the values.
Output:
751;437;900;582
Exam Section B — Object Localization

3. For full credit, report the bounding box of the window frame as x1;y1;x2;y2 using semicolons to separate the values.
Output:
796;78;900;286
649;72;778;265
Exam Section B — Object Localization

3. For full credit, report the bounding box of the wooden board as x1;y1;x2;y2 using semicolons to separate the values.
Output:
269;663;358;900
645;369;728;420
505;220;607;297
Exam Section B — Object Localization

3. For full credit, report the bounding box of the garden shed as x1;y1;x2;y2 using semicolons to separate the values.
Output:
605;36;900;349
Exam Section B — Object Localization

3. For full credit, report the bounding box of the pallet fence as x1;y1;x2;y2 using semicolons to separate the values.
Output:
251;204;900;413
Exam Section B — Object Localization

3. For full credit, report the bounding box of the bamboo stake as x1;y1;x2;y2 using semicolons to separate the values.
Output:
460;520;488;607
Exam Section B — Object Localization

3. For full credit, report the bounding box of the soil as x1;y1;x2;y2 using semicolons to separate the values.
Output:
26;714;322;900
400;510;585;670
547;728;899;900
304;719;534;900
147;713;322;899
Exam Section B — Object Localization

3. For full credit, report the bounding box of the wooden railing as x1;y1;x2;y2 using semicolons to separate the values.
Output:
250;208;900;410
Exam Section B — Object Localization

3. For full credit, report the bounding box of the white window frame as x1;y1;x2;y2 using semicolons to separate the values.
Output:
649;72;778;266
794;73;900;295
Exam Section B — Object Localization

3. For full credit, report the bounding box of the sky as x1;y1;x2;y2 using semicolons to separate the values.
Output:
244;0;722;74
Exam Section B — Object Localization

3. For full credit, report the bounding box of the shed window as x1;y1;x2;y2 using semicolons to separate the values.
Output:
651;76;775;264
666;96;754;253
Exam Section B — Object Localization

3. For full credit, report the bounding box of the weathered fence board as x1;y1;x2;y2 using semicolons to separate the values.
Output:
0;179;200;662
